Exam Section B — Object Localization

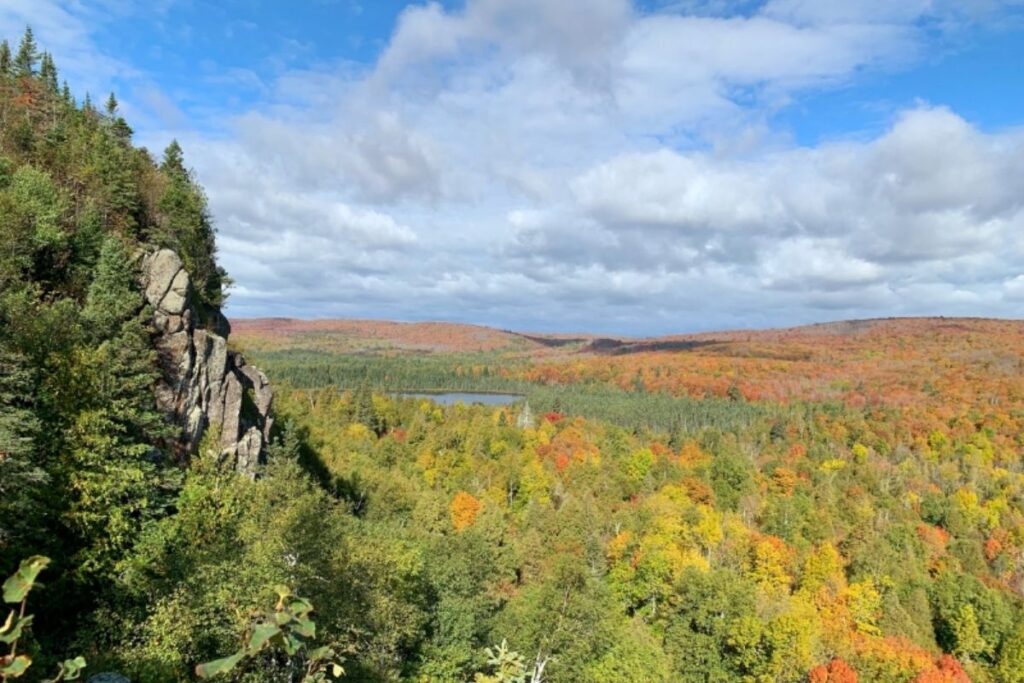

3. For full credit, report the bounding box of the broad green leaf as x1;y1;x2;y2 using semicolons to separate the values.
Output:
195;651;245;679
0;653;32;676
331;663;345;678
292;616;316;639
43;656;87;682
0;614;32;644
282;633;303;656
307;646;333;661
248;622;280;652
3;556;50;604
289;598;314;617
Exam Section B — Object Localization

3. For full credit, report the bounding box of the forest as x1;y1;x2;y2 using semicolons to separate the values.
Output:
3;27;1024;683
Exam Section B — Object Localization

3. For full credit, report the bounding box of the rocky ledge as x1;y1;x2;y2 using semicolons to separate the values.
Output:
140;249;273;474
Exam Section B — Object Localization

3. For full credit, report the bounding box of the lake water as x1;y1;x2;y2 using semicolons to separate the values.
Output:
398;392;524;406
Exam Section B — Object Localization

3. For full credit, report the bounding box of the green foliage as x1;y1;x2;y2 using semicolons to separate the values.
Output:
0;347;46;559
82;235;140;337
472;640;545;683
195;586;344;682
0;27;228;675
4;27;1024;683
1;556;87;682
14;27;36;77
155;140;226;307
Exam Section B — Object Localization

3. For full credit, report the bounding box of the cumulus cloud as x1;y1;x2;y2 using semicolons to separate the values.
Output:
8;0;1024;333
193;1;1024;332
568;107;1024;268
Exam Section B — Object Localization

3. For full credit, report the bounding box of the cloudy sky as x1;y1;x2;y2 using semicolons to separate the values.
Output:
3;1;1024;334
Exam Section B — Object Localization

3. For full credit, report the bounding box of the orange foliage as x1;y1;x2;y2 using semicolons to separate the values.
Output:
535;422;600;472
809;658;858;683
516;318;1024;450
677;440;709;466
912;655;971;682
984;529;1008;561
449;491;482;531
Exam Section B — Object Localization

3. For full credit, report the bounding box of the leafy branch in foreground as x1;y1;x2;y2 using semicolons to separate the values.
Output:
195;585;344;681
473;640;548;683
1;556;86;682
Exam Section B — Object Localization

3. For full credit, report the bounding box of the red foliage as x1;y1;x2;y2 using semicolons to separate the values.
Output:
808;658;857;683
911;655;971;682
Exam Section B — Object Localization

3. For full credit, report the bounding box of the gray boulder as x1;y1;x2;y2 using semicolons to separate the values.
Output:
139;247;273;475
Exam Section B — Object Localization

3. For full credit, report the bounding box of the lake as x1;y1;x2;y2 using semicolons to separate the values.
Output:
398;392;525;406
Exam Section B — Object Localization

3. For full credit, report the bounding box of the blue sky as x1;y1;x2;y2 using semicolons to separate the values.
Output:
3;1;1024;335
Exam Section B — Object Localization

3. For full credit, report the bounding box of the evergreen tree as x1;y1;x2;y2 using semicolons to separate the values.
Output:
39;52;58;93
105;92;118;116
66;317;170;579
95;125;140;227
82;235;140;338
157;140;225;306
0;345;47;566
0;40;11;76
14;26;37;77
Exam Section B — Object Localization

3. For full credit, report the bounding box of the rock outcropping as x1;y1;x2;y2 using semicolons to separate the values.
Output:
140;249;273;473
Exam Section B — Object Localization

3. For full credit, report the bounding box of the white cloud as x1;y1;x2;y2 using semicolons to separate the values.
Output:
7;0;1024;333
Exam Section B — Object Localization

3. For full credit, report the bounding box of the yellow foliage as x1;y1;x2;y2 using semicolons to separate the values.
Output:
820;458;847;473
450;491;483;531
800;542;845;596
518;457;552;507
344;423;371;439
606;530;633;563
846;578;883;635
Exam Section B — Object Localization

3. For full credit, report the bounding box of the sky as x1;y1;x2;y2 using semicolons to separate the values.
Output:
2;1;1024;335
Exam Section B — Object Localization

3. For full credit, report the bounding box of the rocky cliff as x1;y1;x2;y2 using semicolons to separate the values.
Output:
139;249;273;473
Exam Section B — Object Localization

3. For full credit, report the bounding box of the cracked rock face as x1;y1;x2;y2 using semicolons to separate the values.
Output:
140;249;272;474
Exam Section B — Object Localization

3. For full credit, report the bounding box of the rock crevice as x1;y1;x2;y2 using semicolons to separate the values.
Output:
139;249;272;473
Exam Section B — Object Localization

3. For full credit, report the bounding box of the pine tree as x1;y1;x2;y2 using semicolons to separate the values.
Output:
157;140;225;306
82;235;140;338
0;40;11;76
0;345;47;562
162;139;186;177
14;26;38;77
39;52;58;93
353;382;383;435
67;317;170;578
68;238;169;577
95;123;140;226
105;92;133;142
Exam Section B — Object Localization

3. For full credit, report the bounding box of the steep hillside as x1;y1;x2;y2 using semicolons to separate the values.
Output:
0;28;273;680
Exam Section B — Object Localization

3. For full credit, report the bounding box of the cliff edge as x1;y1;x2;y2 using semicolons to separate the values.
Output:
140;248;273;473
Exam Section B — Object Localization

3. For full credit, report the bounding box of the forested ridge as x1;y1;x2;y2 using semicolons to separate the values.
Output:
232;315;1024;682
3;27;1024;683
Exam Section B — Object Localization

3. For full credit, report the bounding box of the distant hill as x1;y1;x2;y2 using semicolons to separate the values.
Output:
231;315;1023;355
